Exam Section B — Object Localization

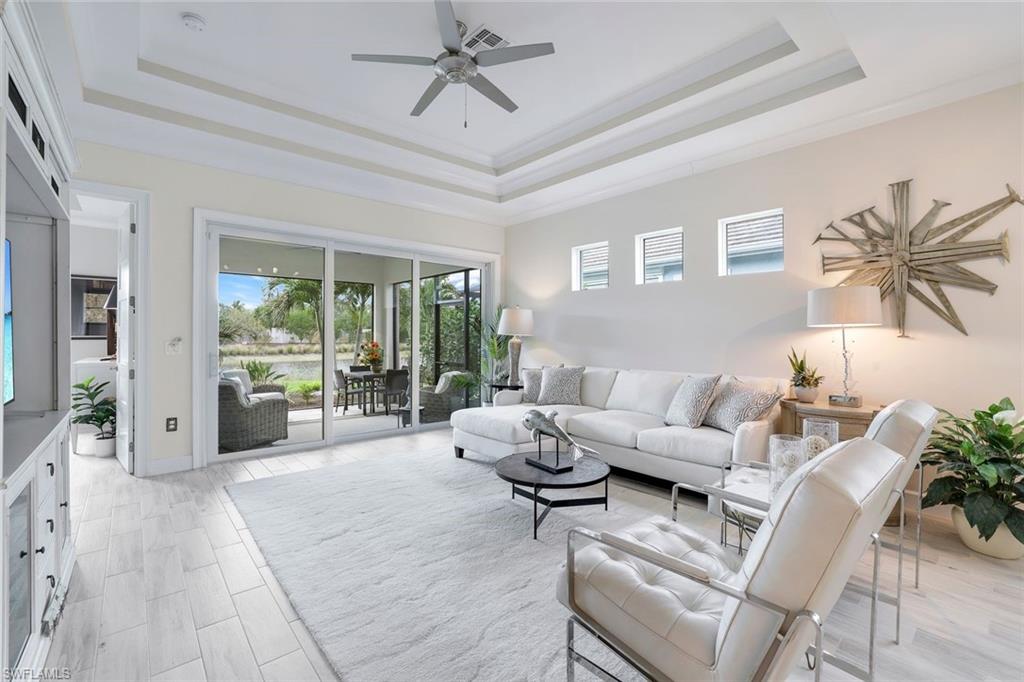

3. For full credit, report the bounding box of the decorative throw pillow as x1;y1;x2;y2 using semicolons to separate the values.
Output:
537;366;585;406
521;368;543;403
665;374;721;427
703;380;782;434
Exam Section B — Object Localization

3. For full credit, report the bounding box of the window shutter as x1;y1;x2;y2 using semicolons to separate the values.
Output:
642;230;683;283
723;210;784;275
579;244;609;289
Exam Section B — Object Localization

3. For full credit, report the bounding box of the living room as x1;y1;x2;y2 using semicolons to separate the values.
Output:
1;1;1021;681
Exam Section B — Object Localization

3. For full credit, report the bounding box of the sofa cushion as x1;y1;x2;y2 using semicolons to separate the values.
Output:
557;517;741;671
636;426;735;468
665;374;721;427
567;410;666;449
604;370;685;418
521;368;542;403
451;404;599;444
538;366;585;405
580;367;619;409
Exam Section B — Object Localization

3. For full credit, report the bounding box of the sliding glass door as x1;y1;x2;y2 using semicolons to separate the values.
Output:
205;221;491;459
217;235;325;454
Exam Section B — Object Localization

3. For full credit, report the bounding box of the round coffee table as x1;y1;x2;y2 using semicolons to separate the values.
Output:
494;453;611;539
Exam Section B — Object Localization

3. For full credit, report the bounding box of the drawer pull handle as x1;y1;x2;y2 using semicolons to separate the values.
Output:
34;546;45;555
46;519;54;533
47;462;55;476
59;501;69;508
47;575;55;589
19;550;28;559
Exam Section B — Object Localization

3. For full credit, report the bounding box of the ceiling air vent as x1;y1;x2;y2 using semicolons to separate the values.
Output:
462;24;510;56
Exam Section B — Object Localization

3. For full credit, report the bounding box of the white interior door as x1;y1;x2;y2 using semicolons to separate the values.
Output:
115;205;136;473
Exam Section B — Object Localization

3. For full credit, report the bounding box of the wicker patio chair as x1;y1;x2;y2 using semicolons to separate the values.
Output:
218;380;288;452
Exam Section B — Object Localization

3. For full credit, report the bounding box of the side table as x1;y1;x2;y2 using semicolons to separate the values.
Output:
780;399;881;440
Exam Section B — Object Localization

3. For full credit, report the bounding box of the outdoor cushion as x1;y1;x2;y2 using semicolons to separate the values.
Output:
222;369;254;395
248;391;286;403
220;377;250;406
567;410;666;449
451;404;599;444
636;426;735;468
604;370;686;418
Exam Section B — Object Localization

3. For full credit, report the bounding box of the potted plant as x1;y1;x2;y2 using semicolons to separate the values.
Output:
922;398;1024;559
360;340;383;373
787;348;824;403
239;359;285;387
72;376;117;457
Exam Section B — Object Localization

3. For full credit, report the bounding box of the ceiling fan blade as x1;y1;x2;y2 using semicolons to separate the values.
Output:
411;78;448;116
352;54;436;66
474;43;555;67
468;73;518;113
434;0;462;53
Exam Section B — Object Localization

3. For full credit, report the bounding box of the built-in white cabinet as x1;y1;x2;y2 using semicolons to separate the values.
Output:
3;413;72;676
0;0;79;678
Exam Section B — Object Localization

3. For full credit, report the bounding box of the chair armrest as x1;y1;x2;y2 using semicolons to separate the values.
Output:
253;384;285;395
599;531;710;582
732;419;774;464
493;390;523;406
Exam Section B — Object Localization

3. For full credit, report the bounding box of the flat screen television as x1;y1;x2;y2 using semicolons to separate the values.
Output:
4;239;12;404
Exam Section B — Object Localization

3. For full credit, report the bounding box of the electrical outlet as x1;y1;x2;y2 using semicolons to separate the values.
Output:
166;417;178;432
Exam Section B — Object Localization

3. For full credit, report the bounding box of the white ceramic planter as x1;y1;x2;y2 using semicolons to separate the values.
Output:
952;507;1024;560
794;386;819;403
78;432;116;458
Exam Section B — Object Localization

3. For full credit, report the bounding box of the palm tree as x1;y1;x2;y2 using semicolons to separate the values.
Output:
335;282;373;363
262;278;325;342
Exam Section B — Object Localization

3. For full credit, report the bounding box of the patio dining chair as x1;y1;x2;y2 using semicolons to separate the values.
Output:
334;369;364;414
382;369;410;415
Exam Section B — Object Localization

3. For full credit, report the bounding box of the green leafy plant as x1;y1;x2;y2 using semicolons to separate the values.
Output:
484;305;510;382
787;348;824;388
239;360;285;386
72;377;116;439
922;398;1024;543
289;380;322;403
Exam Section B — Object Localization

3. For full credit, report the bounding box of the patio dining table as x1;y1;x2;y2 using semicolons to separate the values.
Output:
347;370;386;416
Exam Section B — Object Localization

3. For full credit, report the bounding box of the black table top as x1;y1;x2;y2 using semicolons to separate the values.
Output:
495;453;610;489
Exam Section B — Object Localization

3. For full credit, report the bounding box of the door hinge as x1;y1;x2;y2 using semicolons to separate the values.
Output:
130;222;137;234
129;295;136;310
129;369;135;380
129;442;135;453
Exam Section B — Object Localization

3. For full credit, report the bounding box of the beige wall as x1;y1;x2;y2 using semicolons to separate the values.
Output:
74;142;504;462
505;86;1024;417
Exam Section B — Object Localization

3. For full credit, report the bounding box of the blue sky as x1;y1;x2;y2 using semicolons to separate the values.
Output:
219;273;267;309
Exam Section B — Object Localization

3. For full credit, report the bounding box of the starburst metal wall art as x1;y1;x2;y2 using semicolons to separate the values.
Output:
813;179;1021;337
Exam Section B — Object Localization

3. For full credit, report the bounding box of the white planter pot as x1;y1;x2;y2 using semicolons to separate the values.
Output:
793;386;819;403
952;507;1024;560
78;432;116;458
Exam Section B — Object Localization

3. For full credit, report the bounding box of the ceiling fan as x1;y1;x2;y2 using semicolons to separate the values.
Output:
352;0;555;116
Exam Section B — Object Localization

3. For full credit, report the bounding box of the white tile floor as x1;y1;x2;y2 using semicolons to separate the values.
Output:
47;429;1024;681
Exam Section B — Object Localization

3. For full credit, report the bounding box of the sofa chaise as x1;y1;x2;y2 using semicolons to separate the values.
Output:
451;367;787;489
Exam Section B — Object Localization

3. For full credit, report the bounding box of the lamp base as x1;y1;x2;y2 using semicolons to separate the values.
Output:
508;336;522;384
829;393;863;408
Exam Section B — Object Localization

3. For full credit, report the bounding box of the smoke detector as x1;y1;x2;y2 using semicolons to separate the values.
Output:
181;12;207;32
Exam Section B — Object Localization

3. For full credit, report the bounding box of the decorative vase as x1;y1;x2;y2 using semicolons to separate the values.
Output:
371;363;382;374
768;434;806;498
794;386;819;403
802;417;839;450
951;507;1024;560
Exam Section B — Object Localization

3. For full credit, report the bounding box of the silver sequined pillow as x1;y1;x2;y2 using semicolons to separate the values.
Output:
665;374;721;427
537;366;585;406
703;380;781;434
521;368;543;403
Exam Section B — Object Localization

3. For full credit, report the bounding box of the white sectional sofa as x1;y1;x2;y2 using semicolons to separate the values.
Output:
451;367;787;489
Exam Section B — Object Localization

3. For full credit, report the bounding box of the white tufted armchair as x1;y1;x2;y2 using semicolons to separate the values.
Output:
558;437;906;682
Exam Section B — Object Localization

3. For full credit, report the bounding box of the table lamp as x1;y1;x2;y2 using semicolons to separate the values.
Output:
497;306;533;384
807;285;882;408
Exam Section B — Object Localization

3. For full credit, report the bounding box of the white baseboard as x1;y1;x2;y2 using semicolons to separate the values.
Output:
143;455;194;476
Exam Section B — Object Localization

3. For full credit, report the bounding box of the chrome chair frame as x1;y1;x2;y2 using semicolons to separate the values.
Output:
565;527;874;682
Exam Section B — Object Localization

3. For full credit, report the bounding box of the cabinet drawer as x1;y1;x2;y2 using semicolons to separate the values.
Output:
35;445;58;505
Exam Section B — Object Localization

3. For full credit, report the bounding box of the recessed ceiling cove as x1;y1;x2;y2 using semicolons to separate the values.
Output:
33;1;1024;225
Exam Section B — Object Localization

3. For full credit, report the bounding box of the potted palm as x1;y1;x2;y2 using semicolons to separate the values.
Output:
922;398;1024;559
787;348;824;403
72;377;117;457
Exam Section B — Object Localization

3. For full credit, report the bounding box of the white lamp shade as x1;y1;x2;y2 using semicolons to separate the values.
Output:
497;306;534;336
807;286;882;327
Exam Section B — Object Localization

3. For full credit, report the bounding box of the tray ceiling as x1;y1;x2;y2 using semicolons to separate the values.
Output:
34;2;1024;225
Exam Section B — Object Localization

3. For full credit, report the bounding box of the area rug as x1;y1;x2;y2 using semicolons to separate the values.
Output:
227;449;717;681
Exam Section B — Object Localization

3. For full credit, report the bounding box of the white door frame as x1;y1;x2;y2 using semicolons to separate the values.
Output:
70;180;153;476
192;208;499;469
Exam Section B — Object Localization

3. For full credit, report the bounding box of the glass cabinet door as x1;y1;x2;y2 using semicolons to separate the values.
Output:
7;486;32;670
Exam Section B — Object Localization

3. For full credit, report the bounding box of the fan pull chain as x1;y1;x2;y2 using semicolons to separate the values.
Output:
463;84;468;128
